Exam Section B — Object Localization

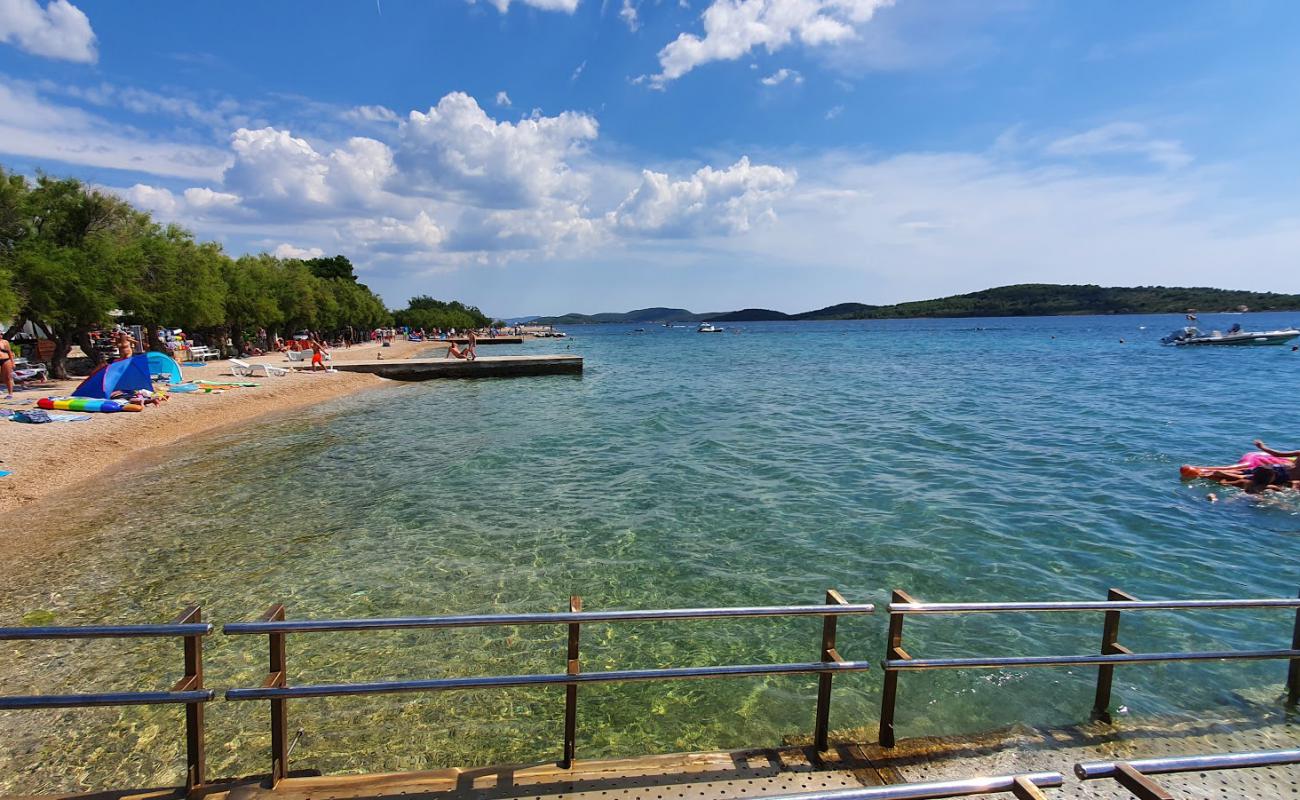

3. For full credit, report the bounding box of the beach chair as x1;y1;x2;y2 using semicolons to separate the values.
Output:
187;346;219;361
251;363;290;377
13;358;48;384
285;349;330;363
229;359;256;377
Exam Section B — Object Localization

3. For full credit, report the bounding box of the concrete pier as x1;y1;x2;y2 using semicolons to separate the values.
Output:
333;354;581;380
446;336;524;345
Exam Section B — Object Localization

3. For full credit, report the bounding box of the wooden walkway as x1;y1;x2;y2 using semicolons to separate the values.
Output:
333;355;582;380
197;745;882;800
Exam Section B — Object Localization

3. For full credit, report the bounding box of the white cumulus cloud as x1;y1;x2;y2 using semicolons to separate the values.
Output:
651;0;893;85
0;0;96;62
609;156;796;237
395;92;598;209
495;90;512;107
760;67;802;86
222;128;395;214
272;243;326;259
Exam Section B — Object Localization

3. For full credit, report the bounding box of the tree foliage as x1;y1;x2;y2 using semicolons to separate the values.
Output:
392;295;490;331
0;166;412;378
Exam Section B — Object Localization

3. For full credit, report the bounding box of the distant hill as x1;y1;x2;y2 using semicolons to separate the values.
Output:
850;284;1300;319
792;302;880;320
535;307;714;324
706;308;791;322
530;285;1300;324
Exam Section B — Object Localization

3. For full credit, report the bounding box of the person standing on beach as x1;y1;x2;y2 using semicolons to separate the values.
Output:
465;329;478;361
113;330;134;361
0;335;15;398
309;337;327;372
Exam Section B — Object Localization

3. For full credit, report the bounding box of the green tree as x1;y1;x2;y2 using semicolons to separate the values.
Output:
304;254;357;282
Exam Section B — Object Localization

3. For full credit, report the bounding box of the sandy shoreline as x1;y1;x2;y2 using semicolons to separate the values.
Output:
0;339;437;515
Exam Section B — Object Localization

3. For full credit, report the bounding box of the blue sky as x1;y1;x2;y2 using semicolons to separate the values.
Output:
1;0;1298;317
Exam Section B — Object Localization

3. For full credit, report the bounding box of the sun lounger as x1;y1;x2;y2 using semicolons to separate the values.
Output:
13;358;48;383
230;359;289;378
285;349;330;362
187;346;220;361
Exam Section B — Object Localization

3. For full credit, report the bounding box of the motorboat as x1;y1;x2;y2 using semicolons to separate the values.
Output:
1161;324;1300;346
697;322;723;333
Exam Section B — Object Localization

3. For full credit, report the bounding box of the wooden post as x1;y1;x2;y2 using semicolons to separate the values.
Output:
878;589;916;748
1093;589;1137;719
1010;776;1051;800
814;589;847;753
173;606;206;795
1113;763;1175;800
561;596;582;768
1287;589;1300;706
265;604;289;787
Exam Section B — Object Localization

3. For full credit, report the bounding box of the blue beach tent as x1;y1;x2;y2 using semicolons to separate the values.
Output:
146;351;183;383
72;354;155;398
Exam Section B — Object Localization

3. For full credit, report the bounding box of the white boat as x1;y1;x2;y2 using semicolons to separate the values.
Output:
1161;325;1300;346
697;322;723;333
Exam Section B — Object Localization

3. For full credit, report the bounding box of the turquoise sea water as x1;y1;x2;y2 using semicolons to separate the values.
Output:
2;313;1300;792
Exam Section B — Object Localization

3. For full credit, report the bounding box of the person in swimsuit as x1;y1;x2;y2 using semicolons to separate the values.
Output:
446;342;470;360
464;329;478;361
114;331;134;361
310;338;326;371
1207;464;1299;494
1185;439;1300;481
0;336;14;398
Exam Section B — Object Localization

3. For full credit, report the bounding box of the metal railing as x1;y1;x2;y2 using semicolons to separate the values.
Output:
877;588;1300;747
759;772;1062;800
223;591;874;784
0;606;214;792
1075;749;1300;799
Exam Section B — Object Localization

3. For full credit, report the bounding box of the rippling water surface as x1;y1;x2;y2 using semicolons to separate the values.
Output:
3;314;1300;791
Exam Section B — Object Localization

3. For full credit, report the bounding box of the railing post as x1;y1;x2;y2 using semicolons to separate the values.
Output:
1093;589;1138;720
173;606;205;795
561;595;581;768
264;604;289;787
1287;589;1300;706
1113;763;1175;800
814;589;848;753
878;589;916;748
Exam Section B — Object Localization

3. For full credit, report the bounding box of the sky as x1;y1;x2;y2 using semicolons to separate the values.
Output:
0;0;1298;317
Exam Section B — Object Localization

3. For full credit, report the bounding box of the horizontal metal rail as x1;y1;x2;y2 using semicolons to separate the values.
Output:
0;607;211;792
877;587;1300;749
0;623;213;640
1076;749;1300;779
232;591;871;785
0;690;215;709
226;659;874;701
759;772;1063;800
887;599;1300;614
223;603;876;635
885;648;1300;671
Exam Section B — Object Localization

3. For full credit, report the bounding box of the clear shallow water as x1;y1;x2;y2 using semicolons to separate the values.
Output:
3;313;1300;791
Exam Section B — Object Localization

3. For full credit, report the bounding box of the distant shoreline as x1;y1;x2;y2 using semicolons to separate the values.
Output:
541;307;1300;325
531;283;1300;325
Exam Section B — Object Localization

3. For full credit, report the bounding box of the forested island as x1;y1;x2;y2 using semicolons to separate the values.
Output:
533;284;1300;325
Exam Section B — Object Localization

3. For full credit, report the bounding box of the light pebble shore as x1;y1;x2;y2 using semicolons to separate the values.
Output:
0;338;440;516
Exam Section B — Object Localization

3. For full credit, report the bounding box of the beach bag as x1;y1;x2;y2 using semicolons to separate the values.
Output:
12;409;53;424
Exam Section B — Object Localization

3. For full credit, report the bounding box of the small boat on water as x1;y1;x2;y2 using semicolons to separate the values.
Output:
697;322;723;333
1161;324;1300;346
